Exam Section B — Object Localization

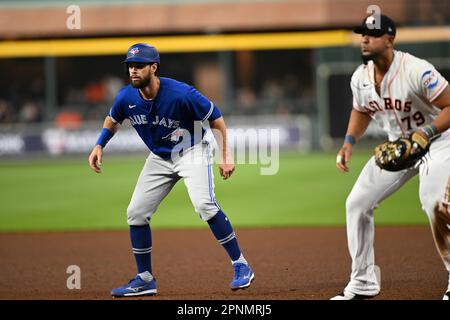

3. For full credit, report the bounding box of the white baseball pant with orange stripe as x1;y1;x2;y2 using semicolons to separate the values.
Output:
344;132;450;296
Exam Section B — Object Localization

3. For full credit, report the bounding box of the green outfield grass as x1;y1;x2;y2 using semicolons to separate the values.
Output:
0;152;427;232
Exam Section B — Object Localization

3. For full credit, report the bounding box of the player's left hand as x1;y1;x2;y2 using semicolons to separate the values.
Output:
410;130;430;155
219;163;235;180
374;130;430;172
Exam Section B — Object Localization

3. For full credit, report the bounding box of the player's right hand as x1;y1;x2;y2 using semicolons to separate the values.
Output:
219;163;235;180
88;145;103;173
336;144;353;173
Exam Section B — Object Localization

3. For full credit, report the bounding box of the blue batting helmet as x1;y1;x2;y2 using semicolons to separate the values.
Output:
122;43;160;65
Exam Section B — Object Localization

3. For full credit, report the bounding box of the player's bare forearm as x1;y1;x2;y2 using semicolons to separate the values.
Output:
209;117;235;180
431;106;450;133
103;116;120;134
345;109;372;142
209;117;231;163
429;86;450;133
336;109;372;173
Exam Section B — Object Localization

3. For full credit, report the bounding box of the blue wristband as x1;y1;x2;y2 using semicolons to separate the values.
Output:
344;135;356;145
96;128;113;148
420;124;438;139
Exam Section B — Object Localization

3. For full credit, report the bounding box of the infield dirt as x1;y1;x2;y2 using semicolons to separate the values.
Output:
0;226;447;300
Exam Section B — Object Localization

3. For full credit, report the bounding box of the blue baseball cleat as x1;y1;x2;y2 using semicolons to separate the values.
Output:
230;263;254;290
111;274;157;297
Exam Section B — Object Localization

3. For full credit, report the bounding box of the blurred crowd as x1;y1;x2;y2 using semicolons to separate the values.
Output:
0;100;42;123
233;75;314;116
60;75;125;123
0;45;319;128
0;73;313;127
0;75;125;128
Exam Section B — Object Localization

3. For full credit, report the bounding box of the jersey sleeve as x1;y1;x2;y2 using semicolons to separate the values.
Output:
350;72;367;113
409;58;449;102
108;89;126;124
184;86;222;121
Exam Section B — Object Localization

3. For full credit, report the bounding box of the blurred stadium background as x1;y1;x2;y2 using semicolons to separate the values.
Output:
1;0;450;231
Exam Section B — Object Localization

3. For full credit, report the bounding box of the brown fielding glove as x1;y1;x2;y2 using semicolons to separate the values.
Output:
374;131;430;172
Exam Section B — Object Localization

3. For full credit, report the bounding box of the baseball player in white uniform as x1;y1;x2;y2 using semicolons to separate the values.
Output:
332;14;450;300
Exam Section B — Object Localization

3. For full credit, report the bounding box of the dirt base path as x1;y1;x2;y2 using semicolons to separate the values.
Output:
0;226;447;300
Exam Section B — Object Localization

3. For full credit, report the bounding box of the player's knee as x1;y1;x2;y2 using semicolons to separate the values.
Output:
346;193;373;218
419;193;441;219
193;201;219;221
127;204;153;225
345;193;362;213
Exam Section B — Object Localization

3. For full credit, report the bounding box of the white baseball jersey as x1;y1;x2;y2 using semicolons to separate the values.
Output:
341;51;450;297
351;50;449;140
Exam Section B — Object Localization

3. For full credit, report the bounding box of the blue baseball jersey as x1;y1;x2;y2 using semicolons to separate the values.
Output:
109;77;222;159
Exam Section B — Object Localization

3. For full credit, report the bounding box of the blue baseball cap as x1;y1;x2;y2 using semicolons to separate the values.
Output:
122;43;160;65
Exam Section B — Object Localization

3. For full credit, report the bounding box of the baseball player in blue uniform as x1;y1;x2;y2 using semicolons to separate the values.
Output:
88;43;254;297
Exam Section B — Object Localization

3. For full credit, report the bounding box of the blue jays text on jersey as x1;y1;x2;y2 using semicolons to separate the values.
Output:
109;77;222;159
